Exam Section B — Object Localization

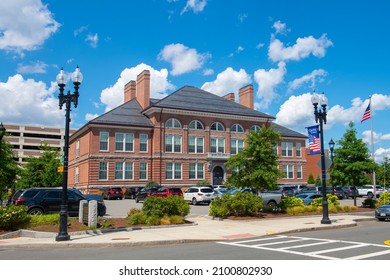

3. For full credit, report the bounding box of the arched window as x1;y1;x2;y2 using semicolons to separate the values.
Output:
250;125;261;131
165;118;182;129
231;124;244;133
189;120;204;130
210;122;225;131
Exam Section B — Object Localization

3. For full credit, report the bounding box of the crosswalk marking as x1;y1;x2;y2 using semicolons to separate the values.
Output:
219;235;390;260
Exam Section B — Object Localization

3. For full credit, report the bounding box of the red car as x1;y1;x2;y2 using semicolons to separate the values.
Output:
103;187;123;200
152;186;183;197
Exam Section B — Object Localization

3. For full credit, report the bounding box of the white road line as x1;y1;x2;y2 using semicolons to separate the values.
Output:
218;235;390;260
279;241;334;250
307;244;368;255
346;249;390;260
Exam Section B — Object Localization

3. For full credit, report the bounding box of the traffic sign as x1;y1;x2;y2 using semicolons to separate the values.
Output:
317;157;332;171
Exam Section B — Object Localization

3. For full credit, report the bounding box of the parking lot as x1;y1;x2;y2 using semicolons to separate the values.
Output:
104;196;366;218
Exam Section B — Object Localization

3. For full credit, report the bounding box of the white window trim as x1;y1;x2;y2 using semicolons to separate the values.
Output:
189;163;204;180
139;133;148;153
115;132;134;152
139;162;148;181
114;162;134;181
98;161;108;181
166;162;182;180
210;137;225;153
99;131;109;152
282;142;293;157
165;134;182;153
188;135;204;154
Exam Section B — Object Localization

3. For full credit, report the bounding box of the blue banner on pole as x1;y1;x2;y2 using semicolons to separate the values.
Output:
307;125;321;155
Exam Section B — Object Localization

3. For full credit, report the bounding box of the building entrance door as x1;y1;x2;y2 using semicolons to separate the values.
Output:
212;166;224;185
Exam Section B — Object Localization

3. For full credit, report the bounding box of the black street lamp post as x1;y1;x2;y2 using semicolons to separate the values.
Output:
311;91;331;225
0;122;5;142
329;138;335;193
55;66;83;241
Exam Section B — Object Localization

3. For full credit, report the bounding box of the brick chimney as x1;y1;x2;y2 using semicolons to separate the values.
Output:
223;92;235;102
124;80;136;102
136;70;150;109
239;85;254;109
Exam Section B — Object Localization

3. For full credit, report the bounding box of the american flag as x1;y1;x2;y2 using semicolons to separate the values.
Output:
309;136;321;153
361;100;371;123
307;125;321;155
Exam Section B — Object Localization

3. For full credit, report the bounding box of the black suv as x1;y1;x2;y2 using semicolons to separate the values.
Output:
15;188;106;216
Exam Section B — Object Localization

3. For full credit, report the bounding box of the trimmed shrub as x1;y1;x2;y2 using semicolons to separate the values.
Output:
279;196;304;209
378;192;390;206
169;215;185;224
142;195;190;218
311;194;340;207
128;212;147;225
209;192;263;218
160;215;171;225
362;198;377;208
146;216;161;226
0;205;31;231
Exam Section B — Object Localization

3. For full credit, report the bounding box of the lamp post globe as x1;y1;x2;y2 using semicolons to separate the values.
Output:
56;66;82;242
312;91;331;225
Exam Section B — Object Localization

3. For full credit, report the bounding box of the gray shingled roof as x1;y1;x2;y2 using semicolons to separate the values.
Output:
90;99;153;127
149;86;275;120
271;123;307;139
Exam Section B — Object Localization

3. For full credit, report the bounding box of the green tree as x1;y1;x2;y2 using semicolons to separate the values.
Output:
225;125;281;192
330;122;374;205
17;145;62;189
0;140;21;199
307;173;315;184
376;157;389;188
314;176;322;186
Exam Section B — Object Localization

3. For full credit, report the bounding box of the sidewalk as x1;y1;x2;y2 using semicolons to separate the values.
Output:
0;214;375;249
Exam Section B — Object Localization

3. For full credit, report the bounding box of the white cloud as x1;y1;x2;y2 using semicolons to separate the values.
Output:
276;93;390;131
268;34;333;62
99;63;175;112
375;147;390;162
74;26;88;37
288;69;327;91
17;61;48;74
181;0;207;15
0;74;63;126
202;68;214;76
201;67;251;97
362;130;390;145
272;20;289;35
238;13;248;22
158;43;210;75
85;113;99;121
85;33;99;48
253;61;286;108
275;92;314;127
256;43;265;49
0;0;60;54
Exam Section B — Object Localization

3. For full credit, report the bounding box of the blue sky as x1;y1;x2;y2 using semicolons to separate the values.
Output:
1;0;389;162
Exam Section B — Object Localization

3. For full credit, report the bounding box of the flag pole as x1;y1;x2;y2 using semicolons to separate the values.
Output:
370;95;377;198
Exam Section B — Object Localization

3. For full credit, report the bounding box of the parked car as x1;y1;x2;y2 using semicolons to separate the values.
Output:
124;187;142;199
184;186;213;205
70;188;104;203
135;186;159;203
342;186;359;199
212;185;227;192
212;189;225;200
102;187;123;200
277;185;296;197
332;186;348;200
14;188;106;216
152;186;183;198
295;192;322;205
7;189;25;205
375;203;390;221
357;185;384;198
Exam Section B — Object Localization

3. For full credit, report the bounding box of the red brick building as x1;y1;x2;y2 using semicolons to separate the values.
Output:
67;70;307;192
